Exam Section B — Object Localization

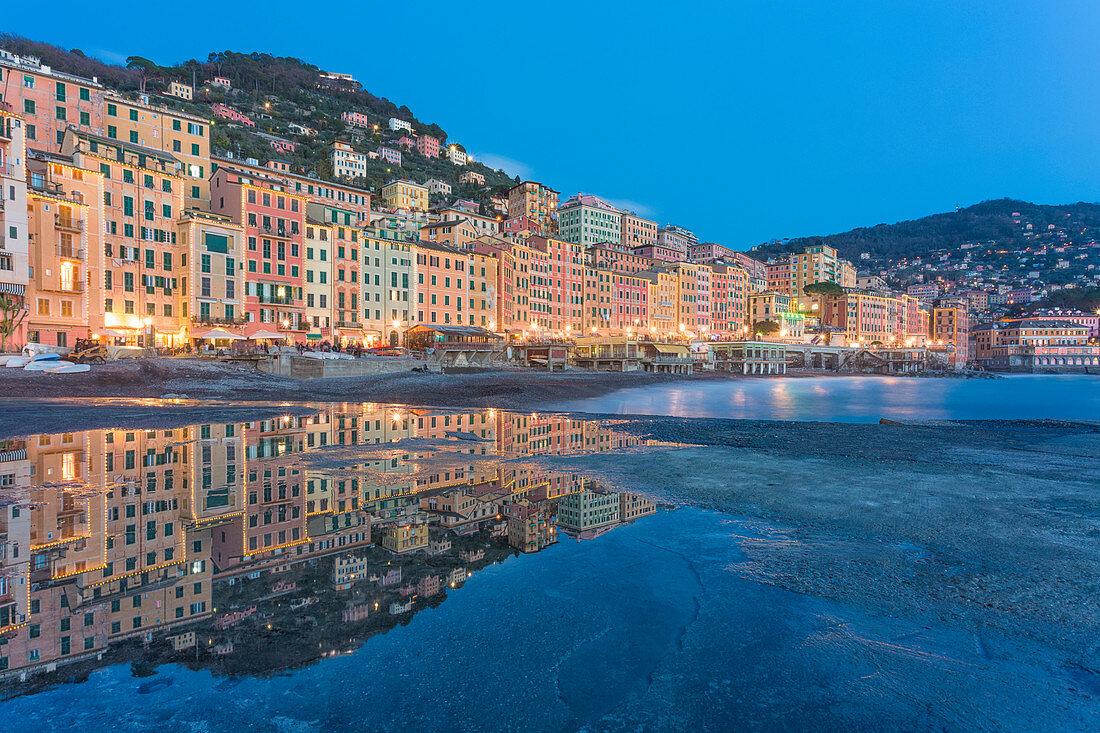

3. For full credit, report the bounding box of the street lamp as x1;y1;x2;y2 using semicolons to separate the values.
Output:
282;318;291;330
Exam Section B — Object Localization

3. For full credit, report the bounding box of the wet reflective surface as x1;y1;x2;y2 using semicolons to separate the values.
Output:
0;406;662;699
2;402;1098;731
550;374;1100;422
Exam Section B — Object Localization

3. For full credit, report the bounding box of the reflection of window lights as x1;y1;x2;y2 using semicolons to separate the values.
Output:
62;452;77;480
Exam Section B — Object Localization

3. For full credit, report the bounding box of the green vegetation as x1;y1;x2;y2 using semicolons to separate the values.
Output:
803;281;844;296
754;198;1100;263
1025;286;1100;314
753;320;780;335
0;34;520;212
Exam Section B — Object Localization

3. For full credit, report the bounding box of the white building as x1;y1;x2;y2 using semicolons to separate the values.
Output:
0;110;29;330
388;117;413;133
425;178;452;197
445;145;467;166
331;141;369;179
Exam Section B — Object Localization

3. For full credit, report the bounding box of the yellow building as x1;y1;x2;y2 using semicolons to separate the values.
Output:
769;244;856;296
381;179;429;212
177;209;244;332
103;93;211;209
380;521;428;554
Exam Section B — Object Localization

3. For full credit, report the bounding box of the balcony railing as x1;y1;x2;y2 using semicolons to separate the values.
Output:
56;245;86;261
191;316;247;326
255;295;296;305
55;214;84;232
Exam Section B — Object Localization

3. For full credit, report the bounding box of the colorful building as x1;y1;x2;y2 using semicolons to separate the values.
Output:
557;193;621;246
620;211;658;249
210;164;308;337
0;107;29;348
380;179;428;212
416;134;440;158
507;180;558;235
106;93;210;209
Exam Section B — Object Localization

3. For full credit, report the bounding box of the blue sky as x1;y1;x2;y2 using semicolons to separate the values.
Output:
7;1;1100;247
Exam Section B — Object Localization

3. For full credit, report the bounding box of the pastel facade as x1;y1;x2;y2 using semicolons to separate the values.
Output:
307;202;361;341
376;146;401;166
0;108;29;348
331;141;368;179
414;241;497;329
416;134;440;158
210;165;308;337
106;94;210;208
179;209;244;329
63;128;187;346
768;244;857;296
507;181;558;235
0;53;103;152
557;194;621;246
459;170;485;186
342;111;372;129
380;179;428;212
445;145;467;165
303;219;334;337
167;82;193;101
620;211;658;249
209;103;253;128
425;178;451;196
387;117;413;133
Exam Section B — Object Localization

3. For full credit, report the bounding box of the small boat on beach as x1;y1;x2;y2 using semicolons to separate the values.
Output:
24;359;74;371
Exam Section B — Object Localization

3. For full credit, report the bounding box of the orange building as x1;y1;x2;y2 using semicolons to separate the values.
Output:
414;242;497;329
0;53;103;151
63;127;186;346
102;93;211;210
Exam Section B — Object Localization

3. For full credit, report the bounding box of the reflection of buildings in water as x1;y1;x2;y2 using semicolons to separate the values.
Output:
0;405;659;684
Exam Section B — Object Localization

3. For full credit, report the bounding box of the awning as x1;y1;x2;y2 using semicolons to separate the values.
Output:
98;329;129;337
197;328;244;341
653;344;689;355
247;329;285;339
0;283;25;296
306;333;323;340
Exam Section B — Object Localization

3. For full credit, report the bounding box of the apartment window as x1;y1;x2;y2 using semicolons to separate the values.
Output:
107;103;117;116
107;125;117;139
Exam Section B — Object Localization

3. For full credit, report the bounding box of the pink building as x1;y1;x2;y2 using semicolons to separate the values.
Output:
211;103;254;128
503;216;540;234
633;244;684;262
690;242;740;264
342;111;372;129
377;146;402;166
417;135;440;158
396;135;417;150
268;138;296;154
1022;308;1100;337
459;171;485;186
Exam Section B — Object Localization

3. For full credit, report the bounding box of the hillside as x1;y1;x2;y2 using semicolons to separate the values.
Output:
0;34;519;210
753;198;1100;264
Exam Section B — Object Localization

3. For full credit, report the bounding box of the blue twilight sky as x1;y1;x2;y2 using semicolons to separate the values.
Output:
8;1;1100;247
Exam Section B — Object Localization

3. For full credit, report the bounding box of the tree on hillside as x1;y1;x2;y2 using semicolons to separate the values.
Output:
753;320;780;336
803;281;844;296
126;56;161;93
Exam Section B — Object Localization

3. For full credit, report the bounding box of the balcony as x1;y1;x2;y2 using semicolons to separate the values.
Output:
57;244;86;261
255;295;296;306
55;214;84;232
